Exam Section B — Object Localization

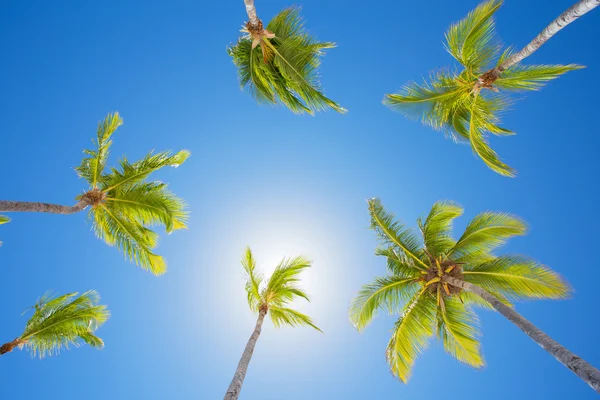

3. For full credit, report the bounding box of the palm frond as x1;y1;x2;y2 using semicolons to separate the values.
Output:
438;296;484;367
495;63;584;91
100;150;190;193
20;291;109;358
449;211;526;259
444;0;502;71
0;215;8;247
265;255;311;296
386;290;437;383
375;247;423;278
228;7;345;114
464;255;571;301
242;247;264;312
92;205;166;275
349;276;420;331
76;112;123;188
368;198;428;271
269;306;322;332
419;201;463;257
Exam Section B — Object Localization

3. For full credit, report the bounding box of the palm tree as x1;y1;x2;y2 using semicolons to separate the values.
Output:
0;112;189;275
1;290;110;358
350;199;600;392
384;0;592;177
224;247;322;400
0;215;9;246
228;5;345;114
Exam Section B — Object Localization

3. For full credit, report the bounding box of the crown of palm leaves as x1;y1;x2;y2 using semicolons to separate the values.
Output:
228;7;346;115
384;0;582;176
75;112;190;275
350;198;570;382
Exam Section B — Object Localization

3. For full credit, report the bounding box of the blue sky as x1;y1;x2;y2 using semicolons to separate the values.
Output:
1;0;599;398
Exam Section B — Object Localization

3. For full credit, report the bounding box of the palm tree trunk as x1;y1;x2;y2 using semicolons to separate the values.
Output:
478;0;599;86
444;276;600;393
243;0;260;29
0;200;89;214
224;309;267;400
0;338;25;355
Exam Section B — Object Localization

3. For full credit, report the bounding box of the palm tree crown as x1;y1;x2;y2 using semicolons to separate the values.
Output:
75;112;189;275
384;0;581;176
1;291;110;358
350;199;570;383
228;7;345;115
242;247;321;331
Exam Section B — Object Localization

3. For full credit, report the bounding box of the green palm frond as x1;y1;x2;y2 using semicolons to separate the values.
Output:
449;211;526;260
228;7;345;114
375;247;423;278
495;63;584;91
0;215;9;246
444;0;502;72
265;255;311;296
19;291;109;358
419;201;463;257
464;255;571;301
242;247;264;312
349;276;420;331
269;306;322;332
76;112;123;188
438;296;484;367
386;290;437;383
368;198;428;271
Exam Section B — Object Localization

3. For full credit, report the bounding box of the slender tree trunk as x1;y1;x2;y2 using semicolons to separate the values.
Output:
478;0;600;86
243;0;260;29
444;276;600;393
0;200;89;214
0;338;25;355
224;309;267;400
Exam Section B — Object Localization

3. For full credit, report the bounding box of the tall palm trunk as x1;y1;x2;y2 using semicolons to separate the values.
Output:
224;308;267;400
479;0;599;85
243;0;260;29
0;200;89;214
444;276;600;393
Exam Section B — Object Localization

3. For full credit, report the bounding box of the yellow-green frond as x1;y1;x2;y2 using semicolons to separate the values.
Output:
242;247;264;311
375;247;423;278
438;296;484;368
20;290;110;358
350;276;420;331
265;255;311;297
464;255;571;301
496;63;583;91
269;306;322;332
419;201;463;257
386;290;437;383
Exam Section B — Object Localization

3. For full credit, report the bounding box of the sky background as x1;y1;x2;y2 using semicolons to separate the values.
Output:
1;0;599;398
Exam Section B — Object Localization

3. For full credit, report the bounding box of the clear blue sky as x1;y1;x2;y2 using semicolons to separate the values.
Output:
1;0;599;398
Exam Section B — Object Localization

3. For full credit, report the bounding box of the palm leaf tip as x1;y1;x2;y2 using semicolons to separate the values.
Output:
228;7;344;114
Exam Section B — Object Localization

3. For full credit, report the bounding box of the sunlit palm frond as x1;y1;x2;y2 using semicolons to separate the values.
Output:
495;63;584;91
368;198;428;271
449;211;526;259
228;7;345;114
269;306;322;332
386;290;437;383
76;112;123;188
92;205;166;275
419;201;463;258
445;0;502;72
242;247;263;312
437;296;484;367
20;291;109;358
375;247;423;278
265;255;311;296
464;255;571;301
0;215;8;246
349;276;420;331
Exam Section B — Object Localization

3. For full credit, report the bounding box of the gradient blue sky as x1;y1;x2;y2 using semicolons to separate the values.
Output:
1;0;599;398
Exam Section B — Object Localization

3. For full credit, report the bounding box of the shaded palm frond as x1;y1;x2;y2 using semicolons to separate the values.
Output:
269;306;322;332
375;247;423;278
419;201;463;257
228;7;345;114
464;255;571;301
20;291;109;358
349;276;420;331
76;113;123;188
445;0;503;71
386;290;437;383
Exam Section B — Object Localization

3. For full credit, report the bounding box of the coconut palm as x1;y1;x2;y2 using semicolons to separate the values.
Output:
384;0;595;177
0;215;9;246
228;4;345;114
0;290;110;358
350;199;600;392
0;112;189;275
224;247;321;400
